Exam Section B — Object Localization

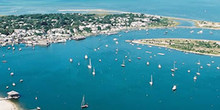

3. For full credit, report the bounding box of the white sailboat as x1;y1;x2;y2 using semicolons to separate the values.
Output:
81;95;88;109
197;60;200;65
146;62;150;66
121;60;125;67
158;64;161;69
196;67;200;76
88;58;92;69
149;75;153;86
92;67;95;76
85;55;88;59
187;70;191;73
193;76;197;81
171;61;176;72
69;58;73;63
172;85;177;91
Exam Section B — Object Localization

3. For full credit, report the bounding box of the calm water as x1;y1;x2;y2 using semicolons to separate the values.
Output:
0;0;220;21
0;0;220;110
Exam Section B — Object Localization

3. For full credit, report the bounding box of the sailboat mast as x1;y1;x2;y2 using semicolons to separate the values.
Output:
81;95;85;106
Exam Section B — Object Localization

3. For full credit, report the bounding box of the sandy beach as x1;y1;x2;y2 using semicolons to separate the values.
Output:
0;97;19;110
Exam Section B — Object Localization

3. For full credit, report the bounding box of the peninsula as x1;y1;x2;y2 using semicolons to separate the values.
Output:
0;13;176;47
127;38;220;56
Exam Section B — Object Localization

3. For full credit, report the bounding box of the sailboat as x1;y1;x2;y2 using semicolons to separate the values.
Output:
196;67;200;76
171;61;176;72
149;75;153;86
158;64;161;69
121;60;125;67
197;60;200;65
146;62;150;66
81;95;88;109
193;76;197;81
92;67;95;76
88;59;92;69
85;55;88;59
69;58;73;63
172;85;177;91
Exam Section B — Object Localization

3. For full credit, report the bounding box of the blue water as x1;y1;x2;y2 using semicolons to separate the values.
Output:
0;0;220;21
0;0;220;110
0;28;220;110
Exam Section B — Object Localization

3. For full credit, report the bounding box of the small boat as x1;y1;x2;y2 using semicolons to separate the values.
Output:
207;63;211;66
190;30;194;33
196;67;200;76
115;58;118;61
158;64;161;69
171;61;176;72
157;53;165;56
36;107;41;110
193;76;197;81
10;72;14;76
172;85;177;91
217;66;220;70
146;62;150;66
128;59;131;62
171;73;175;77
19;48;22;51
197;60;200;65
12;47;15;50
211;61;214;63
137;57;141;59
81;95;88;109
20;79;23;82
149;75;153;86
99;59;102;62
88;58;92;69
209;31;213;34
2;60;7;63
200;66;203;69
197;30;203;34
116;41;119;44
69;58;73;63
121;60;125;67
92;68;95;76
12;83;16;86
137;47;141;50
105;45;108;47
113;38;118;41
85;55;88;59
187;70;191;73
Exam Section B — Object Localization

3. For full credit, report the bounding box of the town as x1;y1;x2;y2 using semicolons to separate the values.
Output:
0;13;176;47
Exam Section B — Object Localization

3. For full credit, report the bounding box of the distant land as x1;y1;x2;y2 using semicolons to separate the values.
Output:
127;38;220;56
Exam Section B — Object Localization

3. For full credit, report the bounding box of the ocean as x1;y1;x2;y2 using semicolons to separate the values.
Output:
0;0;220;110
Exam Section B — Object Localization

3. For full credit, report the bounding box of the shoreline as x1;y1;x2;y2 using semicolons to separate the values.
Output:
128;38;220;57
0;97;20;110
